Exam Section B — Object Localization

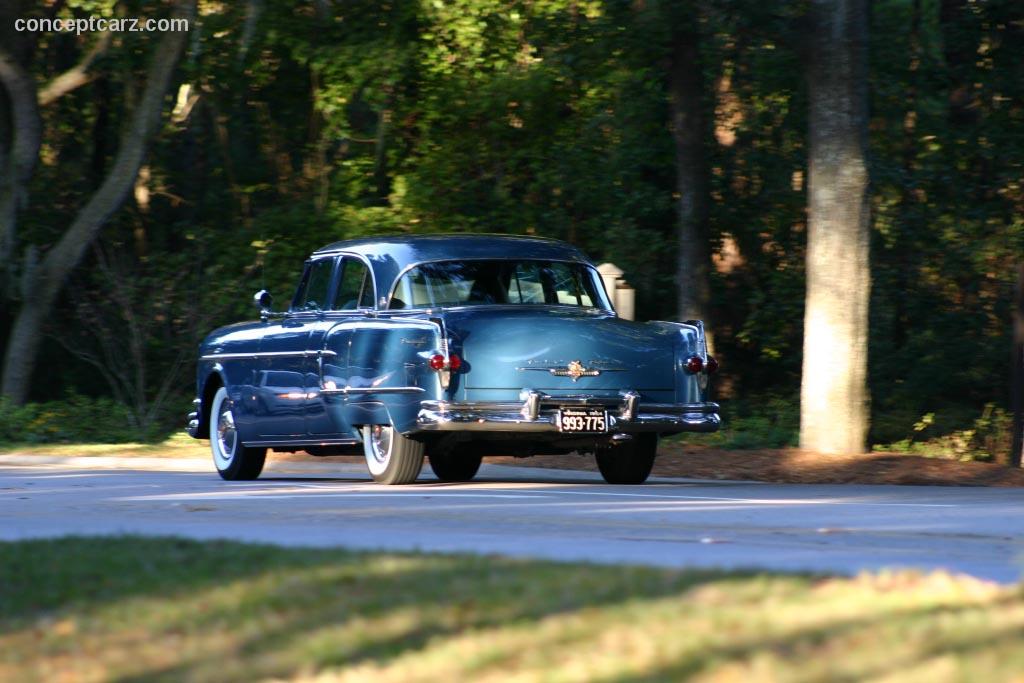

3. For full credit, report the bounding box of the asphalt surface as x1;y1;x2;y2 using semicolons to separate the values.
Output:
1;456;1022;583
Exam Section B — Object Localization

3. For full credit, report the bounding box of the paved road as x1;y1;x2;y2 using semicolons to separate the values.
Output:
1;457;1022;583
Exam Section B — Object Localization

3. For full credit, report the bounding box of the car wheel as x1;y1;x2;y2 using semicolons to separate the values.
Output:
595;433;657;485
210;386;266;480
428;447;483;482
363;424;424;485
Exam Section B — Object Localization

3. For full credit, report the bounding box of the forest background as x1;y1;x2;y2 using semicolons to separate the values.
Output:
0;0;1021;462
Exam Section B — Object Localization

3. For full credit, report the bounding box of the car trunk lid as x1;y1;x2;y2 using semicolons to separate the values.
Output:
441;307;677;394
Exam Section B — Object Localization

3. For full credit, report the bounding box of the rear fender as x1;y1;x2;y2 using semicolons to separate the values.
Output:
321;317;443;434
650;320;709;404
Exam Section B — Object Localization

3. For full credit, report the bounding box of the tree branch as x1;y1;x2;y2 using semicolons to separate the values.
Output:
39;1;195;294
1;0;197;404
37;30;113;107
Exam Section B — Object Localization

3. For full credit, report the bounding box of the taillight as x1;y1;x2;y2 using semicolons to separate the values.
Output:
706;356;719;374
684;356;704;374
429;353;461;371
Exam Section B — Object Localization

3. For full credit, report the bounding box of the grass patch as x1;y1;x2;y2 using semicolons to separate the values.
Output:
0;432;207;458
1;537;1022;682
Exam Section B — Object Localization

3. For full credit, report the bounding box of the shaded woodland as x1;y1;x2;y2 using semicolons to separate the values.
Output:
1;0;1022;459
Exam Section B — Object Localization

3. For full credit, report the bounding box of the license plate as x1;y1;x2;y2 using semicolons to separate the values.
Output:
557;407;608;433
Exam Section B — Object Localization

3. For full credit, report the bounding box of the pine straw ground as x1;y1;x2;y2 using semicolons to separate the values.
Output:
289;443;1024;487
489;442;1024;487
4;435;1024;486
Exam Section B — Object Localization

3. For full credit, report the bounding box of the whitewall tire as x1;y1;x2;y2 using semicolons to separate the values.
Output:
210;386;266;480
362;423;424;485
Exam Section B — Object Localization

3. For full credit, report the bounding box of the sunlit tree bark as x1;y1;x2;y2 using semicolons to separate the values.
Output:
799;0;871;455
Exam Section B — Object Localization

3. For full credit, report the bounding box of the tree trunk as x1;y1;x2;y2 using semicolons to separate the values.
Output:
669;4;711;326
799;0;871;455
0;50;41;274
1;1;196;405
1011;263;1024;468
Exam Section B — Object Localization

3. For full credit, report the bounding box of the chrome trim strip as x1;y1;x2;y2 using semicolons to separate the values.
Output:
245;438;361;448
200;350;338;361
320;386;426;395
518;367;625;374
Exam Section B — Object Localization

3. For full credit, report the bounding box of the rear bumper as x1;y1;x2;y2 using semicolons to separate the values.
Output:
415;391;720;434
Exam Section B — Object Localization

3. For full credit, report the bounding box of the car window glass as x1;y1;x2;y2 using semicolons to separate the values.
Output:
550;265;594;307
333;258;372;310
390;260;605;309
294;258;335;312
392;265;474;308
509;263;548;304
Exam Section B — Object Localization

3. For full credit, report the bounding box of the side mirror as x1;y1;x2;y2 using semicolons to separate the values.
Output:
253;290;273;320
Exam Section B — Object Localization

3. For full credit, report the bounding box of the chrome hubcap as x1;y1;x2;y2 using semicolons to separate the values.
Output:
369;424;392;466
216;408;237;462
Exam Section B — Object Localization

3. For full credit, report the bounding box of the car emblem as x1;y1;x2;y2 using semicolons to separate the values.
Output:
518;360;622;380
552;360;599;382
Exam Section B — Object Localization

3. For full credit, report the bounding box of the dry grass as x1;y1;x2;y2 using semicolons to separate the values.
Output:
1;537;1023;682
0;432;208;458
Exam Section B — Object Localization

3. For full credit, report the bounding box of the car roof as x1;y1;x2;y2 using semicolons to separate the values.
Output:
313;233;588;262
312;234;593;297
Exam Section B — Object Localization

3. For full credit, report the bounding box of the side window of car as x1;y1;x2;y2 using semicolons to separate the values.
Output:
333;258;373;310
293;258;336;312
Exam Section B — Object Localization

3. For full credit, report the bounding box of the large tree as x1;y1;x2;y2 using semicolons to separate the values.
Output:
0;0;196;404
799;0;871;454
668;2;711;327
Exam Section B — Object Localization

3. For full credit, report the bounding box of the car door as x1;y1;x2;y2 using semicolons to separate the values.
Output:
305;255;376;436
255;256;337;438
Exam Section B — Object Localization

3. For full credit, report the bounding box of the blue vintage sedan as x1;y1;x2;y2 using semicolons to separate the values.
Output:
187;235;720;484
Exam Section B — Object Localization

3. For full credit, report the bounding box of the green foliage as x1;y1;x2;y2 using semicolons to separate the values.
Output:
4;0;1023;452
0;394;147;445
874;403;1013;463
684;395;800;450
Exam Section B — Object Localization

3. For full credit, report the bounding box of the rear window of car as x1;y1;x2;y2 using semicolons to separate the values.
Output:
389;260;609;310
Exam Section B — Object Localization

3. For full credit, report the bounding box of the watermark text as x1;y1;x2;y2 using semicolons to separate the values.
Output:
15;16;189;35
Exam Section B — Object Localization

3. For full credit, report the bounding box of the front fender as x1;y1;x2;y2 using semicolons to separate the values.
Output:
193;363;228;439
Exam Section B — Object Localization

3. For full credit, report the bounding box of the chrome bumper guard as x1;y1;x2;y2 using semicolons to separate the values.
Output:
416;391;720;434
185;398;201;438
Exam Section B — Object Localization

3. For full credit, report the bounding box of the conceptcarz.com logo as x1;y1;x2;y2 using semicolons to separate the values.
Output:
14;16;189;35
